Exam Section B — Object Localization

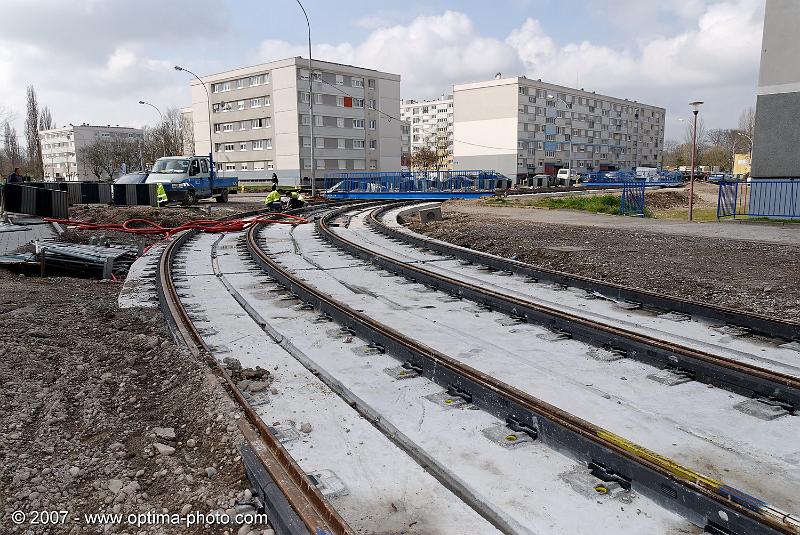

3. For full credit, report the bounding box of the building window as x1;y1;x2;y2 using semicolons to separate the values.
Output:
316;159;325;169
303;137;311;148
369;160;377;170
315;115;323;127
338;138;345;149
252;140;264;150
353;119;364;129
265;138;272;149
214;124;221;133
368;79;375;89
267;160;274;170
252;98;262;108
369;140;376;150
240;142;247;151
301;115;311;125
224;143;235;152
353;139;365;149
254;161;265;171
299;92;309;104
336;96;344;107
300;69;309;80
369;120;376;130
236;79;244;89
240;162;248;170
368;99;376;109
315;93;323;105
352;78;364;88
336;74;344;85
336;117;344;128
303;159;311;169
225;163;236;170
353;98;364;108
222;123;233;132
316;137;324;148
545;151;556;157
354;159;365;170
237;100;245;110
338;159;347;169
252;118;264;129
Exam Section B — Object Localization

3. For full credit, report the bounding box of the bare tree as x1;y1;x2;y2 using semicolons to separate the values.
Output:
3;121;23;175
738;106;756;140
25;85;43;179
181;110;194;156
79;136;141;181
39;106;54;131
683;117;706;166
705;129;745;171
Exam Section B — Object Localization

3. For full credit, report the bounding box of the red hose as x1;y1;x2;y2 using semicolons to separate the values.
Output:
45;213;309;253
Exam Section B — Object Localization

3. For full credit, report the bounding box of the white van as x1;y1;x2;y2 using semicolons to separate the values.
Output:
557;168;579;185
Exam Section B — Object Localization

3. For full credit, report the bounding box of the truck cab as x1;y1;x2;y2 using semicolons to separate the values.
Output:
146;156;237;205
557;168;579;186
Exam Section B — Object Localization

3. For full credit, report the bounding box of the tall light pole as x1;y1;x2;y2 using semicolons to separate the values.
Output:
688;101;703;221
175;65;214;182
295;0;315;196
736;131;753;178
139;100;166;157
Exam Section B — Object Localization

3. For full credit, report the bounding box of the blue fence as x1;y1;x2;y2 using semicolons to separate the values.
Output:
620;181;646;216
323;170;504;199
717;179;800;219
585;170;684;187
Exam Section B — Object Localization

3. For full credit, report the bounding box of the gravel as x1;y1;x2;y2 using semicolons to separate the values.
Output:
0;270;271;533
409;207;800;322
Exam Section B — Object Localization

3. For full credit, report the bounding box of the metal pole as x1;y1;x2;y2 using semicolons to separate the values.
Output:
139;101;166;157
175;66;214;183
689;109;698;221
296;0;315;196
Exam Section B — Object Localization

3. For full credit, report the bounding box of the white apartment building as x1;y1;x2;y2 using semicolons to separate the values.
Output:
401;95;454;168
189;57;401;183
40;124;143;181
453;77;665;180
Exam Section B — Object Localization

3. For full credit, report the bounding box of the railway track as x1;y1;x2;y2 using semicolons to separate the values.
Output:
315;203;800;414
156;205;354;535
244;204;799;535
152;201;799;534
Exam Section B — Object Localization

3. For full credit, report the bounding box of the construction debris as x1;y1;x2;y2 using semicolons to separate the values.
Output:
34;241;138;278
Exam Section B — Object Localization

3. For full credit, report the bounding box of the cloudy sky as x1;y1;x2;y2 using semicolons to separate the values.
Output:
0;0;764;141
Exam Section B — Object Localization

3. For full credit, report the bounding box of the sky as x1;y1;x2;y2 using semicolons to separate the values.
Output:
0;0;765;142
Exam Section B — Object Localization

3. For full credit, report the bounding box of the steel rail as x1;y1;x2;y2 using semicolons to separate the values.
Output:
317;204;800;411
246;211;799;535
156;214;354;535
369;202;800;342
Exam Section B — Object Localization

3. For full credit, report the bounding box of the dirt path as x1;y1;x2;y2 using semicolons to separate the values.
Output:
410;205;800;322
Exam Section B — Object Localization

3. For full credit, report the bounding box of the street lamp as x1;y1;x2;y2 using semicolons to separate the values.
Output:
688;101;703;221
295;0;316;196
175;65;215;182
138;100;166;157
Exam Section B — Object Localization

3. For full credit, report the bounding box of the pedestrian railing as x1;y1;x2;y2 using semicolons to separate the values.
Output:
620;181;646;216
323;170;502;194
717;179;800;219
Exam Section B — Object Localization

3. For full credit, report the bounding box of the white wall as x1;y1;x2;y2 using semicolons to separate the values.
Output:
273;64;301;175
378;77;402;171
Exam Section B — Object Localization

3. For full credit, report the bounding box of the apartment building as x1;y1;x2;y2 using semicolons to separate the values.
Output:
453;77;665;180
189;57;401;182
40;124;143;181
401;95;454;168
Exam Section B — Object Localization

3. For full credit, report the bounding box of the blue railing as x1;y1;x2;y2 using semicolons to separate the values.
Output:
717;179;800;219
323;170;504;199
620;181;646;216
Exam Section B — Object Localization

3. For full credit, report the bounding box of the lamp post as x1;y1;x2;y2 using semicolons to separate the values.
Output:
736;132;753;178
175;65;214;182
138;100;166;157
688;101;703;221
295;0;315;196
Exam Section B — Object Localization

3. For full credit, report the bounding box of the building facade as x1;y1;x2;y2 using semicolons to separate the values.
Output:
400;95;454;169
453;77;665;180
40;125;143;181
751;0;800;178
189;57;401;183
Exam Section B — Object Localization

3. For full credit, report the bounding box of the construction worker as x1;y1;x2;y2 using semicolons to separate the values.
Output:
156;183;168;206
287;190;305;209
264;184;282;211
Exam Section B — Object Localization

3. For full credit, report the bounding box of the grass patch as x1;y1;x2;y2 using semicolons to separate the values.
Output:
532;194;623;215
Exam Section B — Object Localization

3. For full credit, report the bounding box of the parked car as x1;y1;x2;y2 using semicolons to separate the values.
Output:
113;171;149;185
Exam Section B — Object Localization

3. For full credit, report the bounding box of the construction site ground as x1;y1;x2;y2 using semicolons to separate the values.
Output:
409;185;799;322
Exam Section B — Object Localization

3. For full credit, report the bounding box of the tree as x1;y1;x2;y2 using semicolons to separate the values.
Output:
38;106;54;131
682;117;706;167
705;129;745;171
738;106;755;141
25;85;43;179
3;121;23;175
79;135;141;181
411;146;439;170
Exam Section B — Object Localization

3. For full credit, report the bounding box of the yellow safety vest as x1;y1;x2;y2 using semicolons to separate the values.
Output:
156;183;168;203
264;190;281;204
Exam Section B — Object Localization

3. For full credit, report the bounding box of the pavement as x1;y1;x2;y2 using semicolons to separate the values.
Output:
0;217;55;255
446;201;800;245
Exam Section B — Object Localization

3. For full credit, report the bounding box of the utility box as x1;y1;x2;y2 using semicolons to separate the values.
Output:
418;207;442;224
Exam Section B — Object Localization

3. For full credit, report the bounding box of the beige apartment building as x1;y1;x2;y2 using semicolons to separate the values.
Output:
40;124;143;181
453;77;665;180
401;95;454;168
188;57;401;183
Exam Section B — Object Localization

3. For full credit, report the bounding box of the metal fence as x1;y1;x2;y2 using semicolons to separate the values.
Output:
28;182;112;205
620;181;646;216
323;170;502;198
717;179;800;219
3;184;69;218
586;170;684;186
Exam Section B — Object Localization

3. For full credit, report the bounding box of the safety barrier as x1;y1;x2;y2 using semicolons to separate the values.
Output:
112;183;159;207
717;179;800;219
28;182;112;205
620;181;646;216
323;170;502;199
3;184;69;218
